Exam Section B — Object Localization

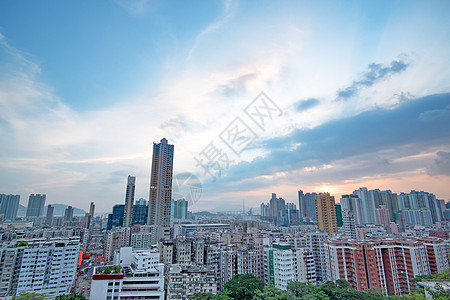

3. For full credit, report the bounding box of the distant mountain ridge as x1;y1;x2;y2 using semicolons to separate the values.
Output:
17;204;87;217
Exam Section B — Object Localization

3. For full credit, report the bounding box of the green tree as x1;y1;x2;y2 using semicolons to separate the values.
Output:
253;283;290;300
436;269;450;281
13;292;46;300
317;280;383;300
223;274;264;300
56;294;87;300
190;293;215;300
189;293;233;300
409;292;427;300
113;265;121;274
287;281;330;300
428;283;450;300
318;281;337;295
287;282;320;297
103;266;111;274
214;295;234;300
335;279;350;290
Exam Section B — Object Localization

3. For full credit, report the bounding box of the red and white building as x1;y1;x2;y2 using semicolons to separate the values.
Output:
324;237;449;296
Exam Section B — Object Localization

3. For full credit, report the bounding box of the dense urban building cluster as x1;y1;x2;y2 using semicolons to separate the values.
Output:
0;138;449;299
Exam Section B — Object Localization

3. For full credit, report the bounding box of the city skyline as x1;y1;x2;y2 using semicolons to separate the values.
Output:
0;1;449;212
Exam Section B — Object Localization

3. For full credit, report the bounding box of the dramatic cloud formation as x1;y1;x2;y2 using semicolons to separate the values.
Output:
337;59;410;100
204;93;450;204
1;1;449;211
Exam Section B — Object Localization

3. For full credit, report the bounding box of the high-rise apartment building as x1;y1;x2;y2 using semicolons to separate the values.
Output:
25;194;46;217
45;204;54;225
0;238;79;298
341;194;364;225
399;191;441;224
123;175;136;227
375;205;390;227
260;203;270;217
315;193;337;236
371;189;399;222
148;138;174;240
292;247;316;284
0;194;20;220
218;245;257;290
342;210;357;239
89;202;95;217
403;209;433;227
173;199;188;219
324;237;449;296
269;193;285;218
107;204;125;231
353;187;377;224
105;227;131;262
64;206;74;222
83;202;95;230
305;232;329;283
264;243;316;289
298;190;318;222
264;243;294;290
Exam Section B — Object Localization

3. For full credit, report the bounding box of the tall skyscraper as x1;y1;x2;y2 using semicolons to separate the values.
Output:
85;201;95;229
340;194;364;225
342;210;356;239
305;232;329;283
173;199;188;219
269;193;285;223
26;194;46;217
148;138;174;240
107;204;125;231
260;203;270;217
123;175;136;227
0;194;20;220
45;204;54;225
64;206;74;222
89;202;95;217
353;187;376;224
315;193;337;236
298;190;318;222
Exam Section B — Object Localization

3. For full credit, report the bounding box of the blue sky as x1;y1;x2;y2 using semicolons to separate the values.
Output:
0;0;449;213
